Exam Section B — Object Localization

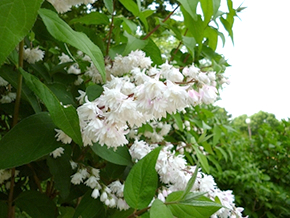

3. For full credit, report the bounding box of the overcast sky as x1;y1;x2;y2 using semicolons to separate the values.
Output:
215;0;290;120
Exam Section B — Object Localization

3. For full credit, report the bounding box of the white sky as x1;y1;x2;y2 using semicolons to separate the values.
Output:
215;0;290;120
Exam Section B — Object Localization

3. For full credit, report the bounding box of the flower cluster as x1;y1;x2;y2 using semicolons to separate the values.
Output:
0;77;16;104
76;50;218;149
47;0;97;13
129;141;246;218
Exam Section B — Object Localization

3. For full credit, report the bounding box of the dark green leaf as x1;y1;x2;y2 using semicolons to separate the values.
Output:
47;83;77;107
86;84;104;101
104;0;114;14
73;190;105;218
0;0;43;66
124;147;162;209
21;69;82;146
213;124;222;146
69;12;109;25
192;145;210;174
150;199;173;218
47;145;72;199
91;143;132;166
180;163;199;200
58;207;75;218
0;112;62;169
38;8;106;82
0;201;8;218
15;191;57;218
142;39;162;65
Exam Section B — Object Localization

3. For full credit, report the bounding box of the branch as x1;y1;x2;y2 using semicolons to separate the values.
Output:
143;4;180;40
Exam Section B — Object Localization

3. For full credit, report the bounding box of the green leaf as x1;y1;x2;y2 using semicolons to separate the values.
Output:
15;190;57;218
0;201;8;217
21;69;82;146
47;83;77;107
104;0;114;14
192;146;210;174
0;0;43;66
180;163;199;200
123;32;148;56
200;0;213;24
177;0;199;21
47;145;72;199
73;190;105;218
172;113;183;131
212;0;221;16
58;207;75;218
150;199;173;218
38;8;106;82
215;146;228;161
204;27;218;51
69;12;109;25
0;65;41;113
86;84;104;101
220;17;234;43
182;36;196;59
166;192;221;218
213;124;222;146
91;143;132;166
142;39;163;65
124;146;162;209
122;17;138;34
0;112;62;169
118;0;148;31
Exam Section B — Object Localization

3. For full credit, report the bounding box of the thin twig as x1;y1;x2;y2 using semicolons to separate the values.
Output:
143;4;180;40
106;0;115;56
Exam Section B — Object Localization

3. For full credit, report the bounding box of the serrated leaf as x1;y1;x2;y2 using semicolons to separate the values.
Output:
150;199;173;218
15;191;57;218
0;65;41;113
47;145;72;199
123;32;148;56
21;69;82;146
73;190;105;218
0;112;62;169
38;8;106;82
124;147;162;209
0;0;43;66
91;143;132;166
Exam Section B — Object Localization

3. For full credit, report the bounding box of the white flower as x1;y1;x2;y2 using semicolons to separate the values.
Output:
50;147;65;158
0;92;16;104
59;53;72;64
198;73;210;85
23;47;45;64
54;129;72;144
199;85;217;104
129;140;152;160
207;72;216;81
85;176;99;189
76;90;86;104
91;188;100;199
117;198;130;211
0;77;8;86
67;64;81;75
71;172;83;185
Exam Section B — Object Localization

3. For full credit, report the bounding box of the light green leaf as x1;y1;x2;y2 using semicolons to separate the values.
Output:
204;27;218;51
122;17;138;34
0;65;41;113
182;36;196;59
15;191;57;218
104;0;114;14
38;8;106;82
0;0;43;66
177;0;199;21
21;69;82;146
0;112;62;169
220;17;234;43
118;0;148;31
213;124;222;146
124;147;162;209
215;146;228;161
172;113;184;131
150;199;173;218
200;0;213;24
91;143;133;166
47;145;72;199
73;191;105;218
123;32;148;56
212;0;221;16
69;12;109;25
192;146;210;174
